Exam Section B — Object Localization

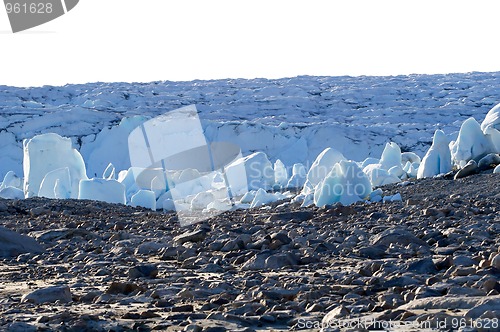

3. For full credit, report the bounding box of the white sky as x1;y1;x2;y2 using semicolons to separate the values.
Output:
1;0;500;87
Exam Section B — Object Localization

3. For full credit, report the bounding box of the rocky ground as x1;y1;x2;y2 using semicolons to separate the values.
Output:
0;173;499;332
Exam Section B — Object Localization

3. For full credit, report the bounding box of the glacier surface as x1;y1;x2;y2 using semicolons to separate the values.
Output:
1;73;500;214
2;72;500;181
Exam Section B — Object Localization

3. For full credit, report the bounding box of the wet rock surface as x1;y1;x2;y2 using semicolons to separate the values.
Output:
0;173;499;331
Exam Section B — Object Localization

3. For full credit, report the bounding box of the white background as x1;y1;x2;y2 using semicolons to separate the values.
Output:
1;0;500;87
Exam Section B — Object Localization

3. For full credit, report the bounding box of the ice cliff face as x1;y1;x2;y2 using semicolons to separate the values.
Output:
1;72;500;179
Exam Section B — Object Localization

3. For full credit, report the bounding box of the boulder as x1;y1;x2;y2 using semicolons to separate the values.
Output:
370;227;427;247
0;226;44;258
173;229;206;244
21;285;72;304
478;153;500;170
454;160;478;179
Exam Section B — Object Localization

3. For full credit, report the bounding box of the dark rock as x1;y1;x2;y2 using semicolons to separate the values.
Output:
203;327;227;332
220;239;245;252
454;160;478;179
259;288;299;301
241;253;271;270
370;227;427;247
122;312;141;319
6;322;36;332
80;291;101;303
407;258;437;274
267;211;313;222
478;153;500;170
246;237;271;250
0;226;44;258
435;256;453;270
368;212;387;220
270;232;292;245
171;304;194;312
356;245;387;259
128;264;159;279
414;286;442;299
453;255;476;267
31;228;91;242
173;229;206;244
265;252;299;270
199;263;225;273
106;282;143;295
159;246;181;260
383;276;419;288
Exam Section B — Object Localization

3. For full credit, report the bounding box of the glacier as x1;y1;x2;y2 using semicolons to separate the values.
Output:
2;72;500;181
1;73;500;215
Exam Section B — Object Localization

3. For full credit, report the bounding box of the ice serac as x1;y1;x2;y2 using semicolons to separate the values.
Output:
250;188;278;208
481;102;500;132
417;130;452;179
287;163;307;188
361;142;403;186
484;127;500;153
303;148;345;194
481;103;500;152
225;152;274;194
0;131;22;181
273;159;288;188
314;160;372;207
401;152;421;165
380;142;402;170
23;133;88;198
363;164;400;187
82;116;146;178
78;178;126;205
190;191;215;210
0;187;24;199
38;167;71;199
361;157;379;168
131;190;157;211
0;171;21;191
117;167;140;202
450;117;493;167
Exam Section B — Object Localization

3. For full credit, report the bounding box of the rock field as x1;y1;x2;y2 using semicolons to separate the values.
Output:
0;172;499;331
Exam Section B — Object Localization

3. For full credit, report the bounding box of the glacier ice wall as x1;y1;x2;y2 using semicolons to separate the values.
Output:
1;72;500;179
